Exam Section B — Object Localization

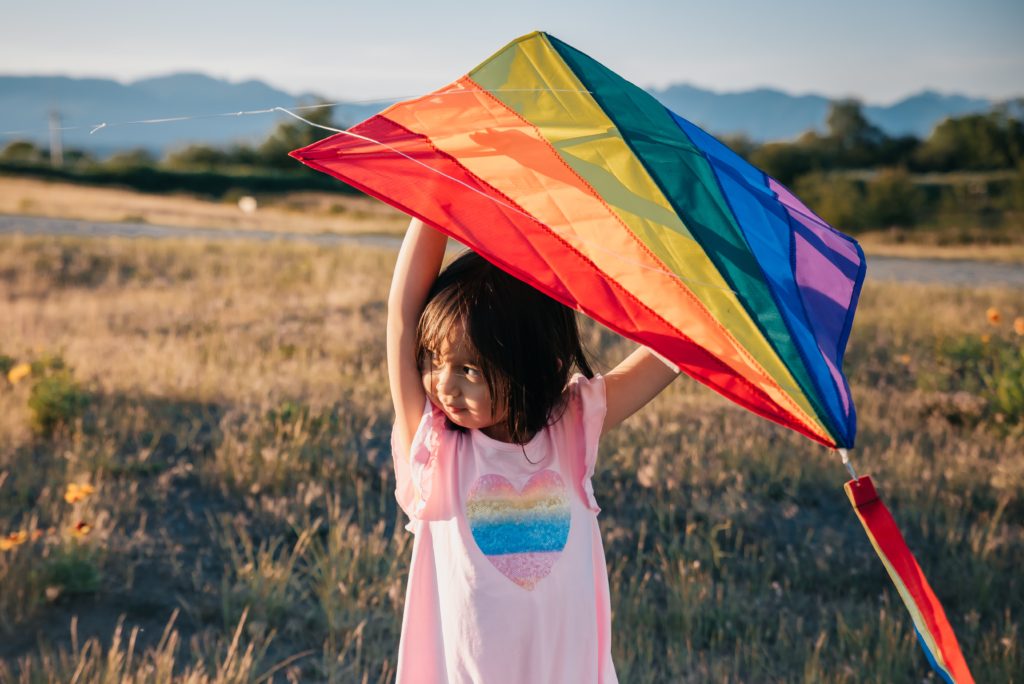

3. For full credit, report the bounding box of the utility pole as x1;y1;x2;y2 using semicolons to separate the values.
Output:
48;109;63;168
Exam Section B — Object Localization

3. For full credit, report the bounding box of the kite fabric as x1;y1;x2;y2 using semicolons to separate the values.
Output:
289;30;865;450
290;32;972;679
845;477;974;683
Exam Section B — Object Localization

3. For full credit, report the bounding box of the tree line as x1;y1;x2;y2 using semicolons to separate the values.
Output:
734;99;1024;184
2;99;1022;237
0;102;336;172
726;100;1023;236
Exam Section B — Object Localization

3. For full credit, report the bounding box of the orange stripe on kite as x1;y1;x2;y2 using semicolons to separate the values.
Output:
845;476;974;684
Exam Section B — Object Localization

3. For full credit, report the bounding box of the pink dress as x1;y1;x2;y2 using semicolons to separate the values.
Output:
391;373;617;683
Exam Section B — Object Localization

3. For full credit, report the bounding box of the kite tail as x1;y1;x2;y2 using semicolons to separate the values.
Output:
844;475;974;684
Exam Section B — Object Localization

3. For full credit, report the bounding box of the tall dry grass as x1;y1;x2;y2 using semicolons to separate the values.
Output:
0;233;1021;682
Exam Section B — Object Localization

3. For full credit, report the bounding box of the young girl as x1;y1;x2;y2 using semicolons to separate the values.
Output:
387;218;679;683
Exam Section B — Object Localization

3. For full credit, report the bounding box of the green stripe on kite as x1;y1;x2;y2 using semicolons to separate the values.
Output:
545;33;840;442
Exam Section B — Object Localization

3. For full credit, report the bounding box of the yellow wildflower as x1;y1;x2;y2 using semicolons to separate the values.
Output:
986;307;1001;325
71;521;92;538
1014;317;1024;336
0;530;29;551
64;483;95;504
7;363;30;385
981;333;991;344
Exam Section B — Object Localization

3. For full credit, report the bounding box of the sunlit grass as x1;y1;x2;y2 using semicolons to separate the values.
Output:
0;233;1020;682
0;176;408;237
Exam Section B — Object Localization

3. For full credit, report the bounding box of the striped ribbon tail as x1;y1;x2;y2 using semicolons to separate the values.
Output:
844;476;974;683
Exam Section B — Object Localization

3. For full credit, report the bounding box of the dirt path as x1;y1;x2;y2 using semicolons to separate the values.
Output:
0;213;403;248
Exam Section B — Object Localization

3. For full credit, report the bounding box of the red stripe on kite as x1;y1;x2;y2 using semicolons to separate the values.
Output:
291;114;832;446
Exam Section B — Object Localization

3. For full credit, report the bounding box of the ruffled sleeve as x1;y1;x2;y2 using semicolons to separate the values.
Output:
567;373;607;513
391;398;446;527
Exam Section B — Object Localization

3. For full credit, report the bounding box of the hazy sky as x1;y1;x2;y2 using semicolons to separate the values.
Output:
2;0;1022;105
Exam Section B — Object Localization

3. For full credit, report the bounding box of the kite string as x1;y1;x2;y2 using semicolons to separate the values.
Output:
273;106;740;298
0;90;593;137
5;103;315;137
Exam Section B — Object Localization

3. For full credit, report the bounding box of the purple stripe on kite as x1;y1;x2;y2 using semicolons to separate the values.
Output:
770;177;865;419
790;213;857;415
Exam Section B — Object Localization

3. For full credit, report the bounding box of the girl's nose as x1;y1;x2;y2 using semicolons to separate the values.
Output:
436;365;460;398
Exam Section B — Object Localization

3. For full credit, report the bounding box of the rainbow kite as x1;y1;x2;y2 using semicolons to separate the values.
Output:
291;30;971;681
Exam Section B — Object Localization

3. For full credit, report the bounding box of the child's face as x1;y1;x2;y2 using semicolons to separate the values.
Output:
421;328;507;437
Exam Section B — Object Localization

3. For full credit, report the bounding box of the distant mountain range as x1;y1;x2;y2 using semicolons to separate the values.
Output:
649;85;1001;142
0;73;1014;157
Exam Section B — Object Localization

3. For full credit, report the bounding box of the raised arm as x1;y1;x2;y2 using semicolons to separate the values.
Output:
387;218;448;457
600;346;680;436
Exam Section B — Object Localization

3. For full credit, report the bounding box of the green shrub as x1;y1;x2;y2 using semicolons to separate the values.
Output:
748;142;817;186
0;140;45;163
793;171;865;231
27;370;89;437
863;168;925;228
989;343;1024;423
42;548;101;597
102;148;157;171
919;333;1024;428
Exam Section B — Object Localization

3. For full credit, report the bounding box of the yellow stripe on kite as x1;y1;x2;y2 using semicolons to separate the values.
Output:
469;33;828;440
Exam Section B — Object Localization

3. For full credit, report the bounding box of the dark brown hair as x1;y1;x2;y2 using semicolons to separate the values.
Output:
416;250;593;444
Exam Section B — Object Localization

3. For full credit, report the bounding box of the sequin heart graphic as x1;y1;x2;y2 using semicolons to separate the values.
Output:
466;469;571;590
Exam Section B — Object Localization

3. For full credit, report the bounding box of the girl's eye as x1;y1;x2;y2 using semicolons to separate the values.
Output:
463;366;481;378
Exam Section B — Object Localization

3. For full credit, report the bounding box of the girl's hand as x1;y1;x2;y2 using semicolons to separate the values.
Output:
387;218;448;457
601;346;679;436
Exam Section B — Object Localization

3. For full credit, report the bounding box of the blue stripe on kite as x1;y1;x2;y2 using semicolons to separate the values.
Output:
668;112;851;445
915;625;956;684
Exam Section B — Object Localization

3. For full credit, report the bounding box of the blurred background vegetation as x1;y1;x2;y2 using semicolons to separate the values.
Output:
2;99;1023;245
0;104;354;201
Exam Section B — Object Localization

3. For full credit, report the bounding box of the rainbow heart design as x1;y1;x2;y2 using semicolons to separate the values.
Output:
466;469;571;590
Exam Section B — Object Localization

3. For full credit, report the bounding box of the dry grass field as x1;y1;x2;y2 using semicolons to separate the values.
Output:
853;234;1024;263
0;228;1021;682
